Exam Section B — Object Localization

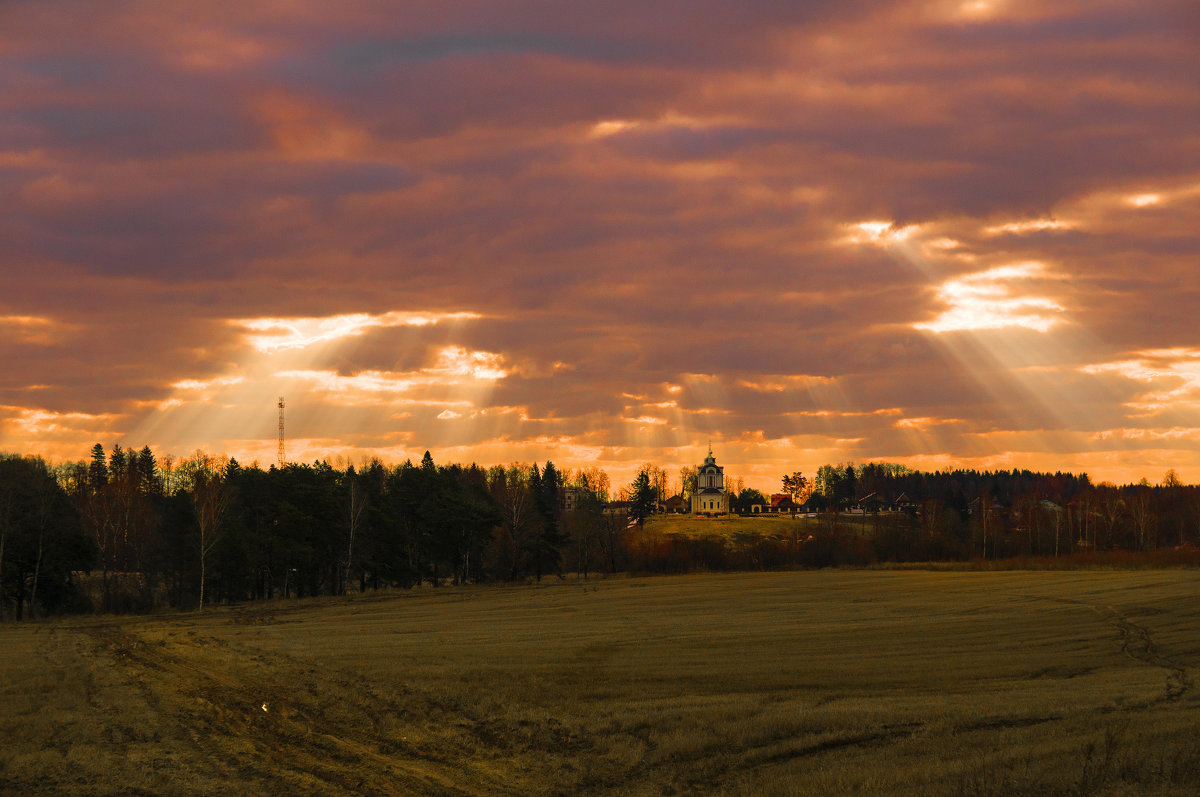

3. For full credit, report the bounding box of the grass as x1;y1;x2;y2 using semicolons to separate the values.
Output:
644;512;879;539
3;570;1200;794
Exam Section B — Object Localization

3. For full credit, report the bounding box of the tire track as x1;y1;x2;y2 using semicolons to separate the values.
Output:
1095;605;1192;702
1029;594;1193;704
75;623;498;796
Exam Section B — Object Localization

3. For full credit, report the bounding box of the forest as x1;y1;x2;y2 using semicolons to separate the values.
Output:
1;446;1198;619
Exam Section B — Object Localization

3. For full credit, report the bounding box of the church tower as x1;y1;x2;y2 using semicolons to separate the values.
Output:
691;446;729;515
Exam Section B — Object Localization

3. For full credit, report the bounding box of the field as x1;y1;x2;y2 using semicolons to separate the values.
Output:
3;570;1200;795
644;513;874;538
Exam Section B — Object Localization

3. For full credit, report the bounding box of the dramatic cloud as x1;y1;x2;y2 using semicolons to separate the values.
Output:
2;0;1198;488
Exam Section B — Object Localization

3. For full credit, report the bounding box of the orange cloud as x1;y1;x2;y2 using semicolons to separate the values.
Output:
1;0;1198;487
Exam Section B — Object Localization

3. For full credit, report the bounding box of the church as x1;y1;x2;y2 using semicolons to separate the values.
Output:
691;448;729;515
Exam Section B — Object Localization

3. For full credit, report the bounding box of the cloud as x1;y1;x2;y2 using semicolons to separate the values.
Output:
915;262;1067;333
0;314;65;345
237;310;481;353
0;0;1197;485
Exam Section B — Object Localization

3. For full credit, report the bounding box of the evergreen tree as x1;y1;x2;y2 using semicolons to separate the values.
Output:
384;461;423;588
630;469;655;528
734;488;768;513
108;445;127;481
528;463;546;580
137;446;160;497
88;443;108;490
536;461;566;580
439;470;501;585
839;464;858;510
781;472;808;504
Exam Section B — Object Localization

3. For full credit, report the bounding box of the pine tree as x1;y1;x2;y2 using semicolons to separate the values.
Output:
138;446;160;496
781;471;808;504
630;469;655;528
537;461;566;580
108;445;126;481
841;464;858;510
88;443;108;491
528;463;545;580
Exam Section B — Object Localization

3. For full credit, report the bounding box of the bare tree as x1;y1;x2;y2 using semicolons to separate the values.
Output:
344;473;367;595
679;466;697;503
1072;490;1094;551
160;454;176;496
729;475;745;497
639;463;669;504
1097;488;1124;551
26;473;55;619
563;502;603;579
184;453;230;610
578;467;611;502
977;492;993;559
0;471;11;621
1050;501;1064;557
1129;484;1156;551
487;464;537;580
601;510;626;574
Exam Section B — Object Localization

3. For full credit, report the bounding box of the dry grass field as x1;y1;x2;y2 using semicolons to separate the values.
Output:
3;570;1200;795
644;513;874;539
646;513;815;536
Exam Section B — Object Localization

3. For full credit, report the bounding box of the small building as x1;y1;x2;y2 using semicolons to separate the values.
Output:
892;493;917;514
561;484;590;513
770;494;797;514
691;448;729;515
663;494;687;514
856;492;885;514
603;500;633;517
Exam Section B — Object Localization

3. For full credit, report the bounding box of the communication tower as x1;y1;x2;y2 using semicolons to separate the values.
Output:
277;396;285;468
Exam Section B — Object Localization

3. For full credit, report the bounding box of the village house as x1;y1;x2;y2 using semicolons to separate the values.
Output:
560;484;590;513
662;494;687;514
770;494;797;514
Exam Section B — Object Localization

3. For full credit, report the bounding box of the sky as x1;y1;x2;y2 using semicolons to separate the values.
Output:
2;0;1199;491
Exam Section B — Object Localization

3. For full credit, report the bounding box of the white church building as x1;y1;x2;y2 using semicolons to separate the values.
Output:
691;448;729;515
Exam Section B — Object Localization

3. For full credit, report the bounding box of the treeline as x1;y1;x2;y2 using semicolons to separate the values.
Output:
3;447;1199;619
1;445;629;619
628;463;1200;573
771;463;1200;565
636;462;1200;574
0;455;97;620
806;462;1093;514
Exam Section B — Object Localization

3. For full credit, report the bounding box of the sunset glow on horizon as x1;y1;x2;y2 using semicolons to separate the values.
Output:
2;0;1198;490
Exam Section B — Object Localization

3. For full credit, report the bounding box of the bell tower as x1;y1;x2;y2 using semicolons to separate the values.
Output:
691;447;728;515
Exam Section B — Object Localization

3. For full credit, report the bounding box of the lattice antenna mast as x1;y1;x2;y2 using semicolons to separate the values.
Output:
277;396;286;468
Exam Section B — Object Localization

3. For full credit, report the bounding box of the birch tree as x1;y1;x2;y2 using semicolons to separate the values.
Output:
183;453;230;610
344;469;367;595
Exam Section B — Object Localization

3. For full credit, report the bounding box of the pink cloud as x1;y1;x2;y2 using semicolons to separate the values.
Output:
1;0;1198;486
